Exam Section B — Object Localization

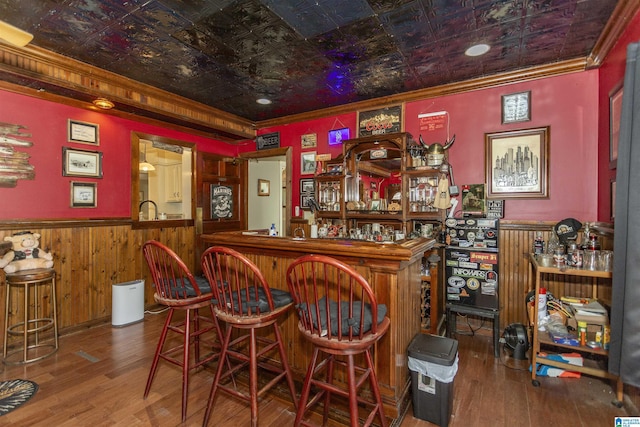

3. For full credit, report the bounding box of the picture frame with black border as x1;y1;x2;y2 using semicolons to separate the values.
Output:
501;91;531;124
68;119;99;145
300;178;315;194
301;194;313;210
63;147;103;178
70;181;97;208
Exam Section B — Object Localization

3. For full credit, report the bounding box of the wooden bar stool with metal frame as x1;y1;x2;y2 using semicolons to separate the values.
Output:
286;254;390;427
3;268;59;365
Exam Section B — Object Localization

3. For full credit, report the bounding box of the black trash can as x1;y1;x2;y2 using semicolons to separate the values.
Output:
408;333;458;427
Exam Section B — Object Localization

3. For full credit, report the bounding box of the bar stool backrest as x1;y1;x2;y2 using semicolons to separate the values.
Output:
201;246;287;317
142;240;210;303
286;254;386;342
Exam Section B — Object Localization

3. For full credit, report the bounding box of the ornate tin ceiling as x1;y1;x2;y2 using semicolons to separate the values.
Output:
0;0;623;121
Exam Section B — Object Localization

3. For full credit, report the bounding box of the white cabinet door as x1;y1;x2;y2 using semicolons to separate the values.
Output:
165;163;182;202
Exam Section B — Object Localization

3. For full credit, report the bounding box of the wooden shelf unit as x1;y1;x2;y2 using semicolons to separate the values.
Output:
528;253;623;404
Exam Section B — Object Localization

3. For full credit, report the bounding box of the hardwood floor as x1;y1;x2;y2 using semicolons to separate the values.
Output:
0;311;637;426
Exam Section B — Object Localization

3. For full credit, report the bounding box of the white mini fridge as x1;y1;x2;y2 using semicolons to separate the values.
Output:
112;279;145;327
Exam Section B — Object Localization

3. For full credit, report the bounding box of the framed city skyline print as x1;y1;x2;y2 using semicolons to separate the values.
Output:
485;127;549;199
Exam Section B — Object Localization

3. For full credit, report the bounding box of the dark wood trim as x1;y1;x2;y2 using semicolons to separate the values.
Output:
588;0;640;67
0;44;255;141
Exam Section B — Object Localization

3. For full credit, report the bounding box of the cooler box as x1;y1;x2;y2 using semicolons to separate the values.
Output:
408;333;459;427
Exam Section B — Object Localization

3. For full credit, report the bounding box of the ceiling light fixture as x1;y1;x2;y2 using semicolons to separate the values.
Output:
465;43;490;57
0;20;34;47
256;98;272;105
92;98;115;110
139;143;155;172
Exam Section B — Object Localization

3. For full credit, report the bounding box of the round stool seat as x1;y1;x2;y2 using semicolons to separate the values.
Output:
3;267;59;364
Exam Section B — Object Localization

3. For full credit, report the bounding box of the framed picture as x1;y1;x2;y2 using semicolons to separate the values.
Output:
610;84;623;169
300;178;315;194
301;133;317;148
258;179;270;196
62;147;103;178
368;199;381;211
70;181;97;207
301;194;313;210
611;180;616;221
357;105;402;136
485;126;549;199
501;91;531;124
301;151;316;175
68;119;99;145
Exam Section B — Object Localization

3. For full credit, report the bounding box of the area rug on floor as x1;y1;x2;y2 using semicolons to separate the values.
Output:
0;379;39;416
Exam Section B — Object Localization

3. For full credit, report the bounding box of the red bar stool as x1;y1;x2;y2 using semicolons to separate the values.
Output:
142;240;224;422
201;246;298;427
286;254;390;427
3;268;58;364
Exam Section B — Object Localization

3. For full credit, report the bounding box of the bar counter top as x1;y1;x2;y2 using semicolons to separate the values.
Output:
200;230;436;426
201;230;434;265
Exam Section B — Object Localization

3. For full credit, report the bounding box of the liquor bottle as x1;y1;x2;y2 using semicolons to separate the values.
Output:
533;232;545;254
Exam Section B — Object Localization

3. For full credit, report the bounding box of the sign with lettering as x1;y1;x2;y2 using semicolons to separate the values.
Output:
256;132;280;150
486;200;504;219
210;184;233;219
357;105;402;136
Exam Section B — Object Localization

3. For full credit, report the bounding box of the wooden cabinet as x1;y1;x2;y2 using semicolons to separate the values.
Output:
165;163;182;202
529;253;623;404
314;132;444;237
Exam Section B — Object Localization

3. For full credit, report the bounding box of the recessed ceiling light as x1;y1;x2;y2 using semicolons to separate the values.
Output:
465;44;490;57
256;98;272;105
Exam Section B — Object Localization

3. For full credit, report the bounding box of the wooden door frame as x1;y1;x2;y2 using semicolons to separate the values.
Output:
240;147;292;236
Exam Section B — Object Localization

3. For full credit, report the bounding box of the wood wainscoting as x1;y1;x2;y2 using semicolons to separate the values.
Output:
0;219;614;353
0;220;196;343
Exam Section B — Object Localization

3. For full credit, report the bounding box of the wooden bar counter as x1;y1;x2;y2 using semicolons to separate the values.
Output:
201;231;435;425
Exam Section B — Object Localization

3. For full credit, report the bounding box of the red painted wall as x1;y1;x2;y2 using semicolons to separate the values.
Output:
260;71;600;222
597;9;640;221
0;90;234;220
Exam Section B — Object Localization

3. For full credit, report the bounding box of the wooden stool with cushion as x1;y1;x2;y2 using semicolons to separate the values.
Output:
286;254;390;427
3;267;58;365
142;240;224;422
201;246;298;427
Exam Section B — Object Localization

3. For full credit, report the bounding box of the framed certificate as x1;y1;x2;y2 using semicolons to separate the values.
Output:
501;91;531;124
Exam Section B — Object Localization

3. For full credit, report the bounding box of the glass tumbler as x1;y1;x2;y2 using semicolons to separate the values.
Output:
597;250;613;271
583;249;598;271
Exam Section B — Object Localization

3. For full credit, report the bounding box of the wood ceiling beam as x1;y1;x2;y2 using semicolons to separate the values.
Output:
0;43;255;142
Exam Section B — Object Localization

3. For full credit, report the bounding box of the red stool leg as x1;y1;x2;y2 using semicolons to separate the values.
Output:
144;309;174;398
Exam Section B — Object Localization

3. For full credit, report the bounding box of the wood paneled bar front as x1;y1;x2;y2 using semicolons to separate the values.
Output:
200;231;435;424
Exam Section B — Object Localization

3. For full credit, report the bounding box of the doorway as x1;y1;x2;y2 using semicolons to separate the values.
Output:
242;147;292;236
